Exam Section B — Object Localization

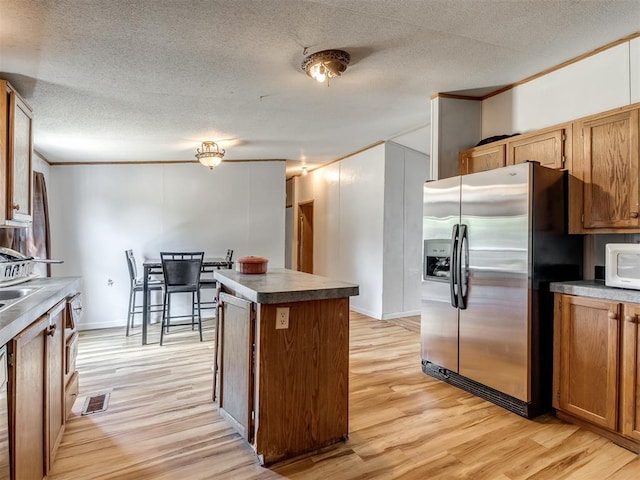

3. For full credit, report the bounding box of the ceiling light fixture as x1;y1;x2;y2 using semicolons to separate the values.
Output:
195;141;225;169
301;49;350;85
301;166;308;176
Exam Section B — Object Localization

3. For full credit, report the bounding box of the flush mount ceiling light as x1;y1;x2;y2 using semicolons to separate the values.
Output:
301;49;350;85
195;141;225;169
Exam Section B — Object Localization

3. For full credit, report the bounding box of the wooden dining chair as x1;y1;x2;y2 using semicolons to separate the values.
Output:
159;251;204;346
125;249;164;336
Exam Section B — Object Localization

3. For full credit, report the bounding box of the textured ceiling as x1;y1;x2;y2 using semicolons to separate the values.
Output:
1;0;639;175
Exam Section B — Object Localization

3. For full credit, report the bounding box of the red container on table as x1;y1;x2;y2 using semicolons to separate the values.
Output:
237;256;268;274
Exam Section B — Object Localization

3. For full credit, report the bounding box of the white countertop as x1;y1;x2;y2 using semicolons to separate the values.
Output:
550;280;640;303
0;276;82;345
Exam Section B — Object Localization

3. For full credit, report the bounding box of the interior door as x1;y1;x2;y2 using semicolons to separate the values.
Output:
458;163;531;401
297;201;314;273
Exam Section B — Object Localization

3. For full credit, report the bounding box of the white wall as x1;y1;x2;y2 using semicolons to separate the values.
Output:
294;147;385;317
338;147;386;318
49;161;285;330
382;142;428;319
430;96;482;180
390;125;431;158
632;37;640;103
294;142;427;319
483;40;636;136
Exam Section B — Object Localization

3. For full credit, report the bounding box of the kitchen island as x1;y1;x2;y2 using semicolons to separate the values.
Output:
213;268;358;465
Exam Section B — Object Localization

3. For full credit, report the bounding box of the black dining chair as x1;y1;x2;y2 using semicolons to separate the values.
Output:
199;249;234;315
159;251;204;346
125;249;164;336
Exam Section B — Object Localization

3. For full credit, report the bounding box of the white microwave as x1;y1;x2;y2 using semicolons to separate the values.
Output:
605;243;640;290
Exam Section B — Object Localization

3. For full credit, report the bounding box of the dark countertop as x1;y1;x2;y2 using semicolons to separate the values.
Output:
550;280;640;303
0;276;82;346
214;268;359;304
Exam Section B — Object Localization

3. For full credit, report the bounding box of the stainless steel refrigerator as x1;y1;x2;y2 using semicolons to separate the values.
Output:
421;162;582;417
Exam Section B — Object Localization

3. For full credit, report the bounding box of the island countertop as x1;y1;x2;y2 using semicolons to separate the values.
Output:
214;268;359;304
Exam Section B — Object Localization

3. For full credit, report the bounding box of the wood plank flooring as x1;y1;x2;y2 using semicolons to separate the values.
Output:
48;312;640;479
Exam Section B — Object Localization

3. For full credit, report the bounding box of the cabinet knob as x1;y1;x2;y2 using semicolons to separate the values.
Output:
12;203;19;211
608;311;617;320
626;315;638;324
631;212;639;218
47;324;57;336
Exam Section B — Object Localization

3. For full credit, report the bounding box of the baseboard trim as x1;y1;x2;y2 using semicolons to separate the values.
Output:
381;310;420;320
349;305;381;319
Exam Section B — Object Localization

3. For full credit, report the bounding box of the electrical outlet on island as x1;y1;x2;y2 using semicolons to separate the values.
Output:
275;307;289;329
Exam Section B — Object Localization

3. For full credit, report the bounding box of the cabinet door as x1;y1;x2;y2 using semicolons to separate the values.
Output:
0;347;10;480
507;127;568;169
559;295;620;430
10;316;48;480
46;300;66;472
217;292;254;442
621;303;640;441
8;89;33;224
460;144;506;175
580;109;640;229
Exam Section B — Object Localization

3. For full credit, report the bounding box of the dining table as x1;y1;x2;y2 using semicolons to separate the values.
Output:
141;256;233;345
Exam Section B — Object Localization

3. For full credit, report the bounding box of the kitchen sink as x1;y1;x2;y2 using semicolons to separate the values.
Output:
0;288;36;301
0;287;41;312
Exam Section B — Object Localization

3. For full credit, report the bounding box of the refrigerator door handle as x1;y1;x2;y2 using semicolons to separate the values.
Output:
450;224;459;308
457;224;469;310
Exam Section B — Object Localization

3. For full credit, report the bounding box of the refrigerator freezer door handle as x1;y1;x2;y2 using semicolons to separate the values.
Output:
450;224;459;308
457;224;469;310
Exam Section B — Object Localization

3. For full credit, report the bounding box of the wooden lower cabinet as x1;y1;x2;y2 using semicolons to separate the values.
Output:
217;292;254;441
621;303;640;442
554;293;640;452
9;299;66;480
216;291;349;465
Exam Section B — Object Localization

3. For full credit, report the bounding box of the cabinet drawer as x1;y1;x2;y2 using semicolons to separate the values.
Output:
65;371;79;420
65;331;78;376
66;292;83;330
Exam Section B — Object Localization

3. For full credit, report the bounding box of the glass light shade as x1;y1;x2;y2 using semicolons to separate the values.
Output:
198;154;223;169
195;140;225;169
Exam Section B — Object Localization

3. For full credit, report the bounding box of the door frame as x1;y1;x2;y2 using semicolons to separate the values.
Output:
297;200;314;273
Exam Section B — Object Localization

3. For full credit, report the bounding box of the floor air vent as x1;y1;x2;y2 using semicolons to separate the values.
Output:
81;392;110;415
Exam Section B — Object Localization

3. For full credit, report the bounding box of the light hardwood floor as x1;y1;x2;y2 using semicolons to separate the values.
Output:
49;312;640;480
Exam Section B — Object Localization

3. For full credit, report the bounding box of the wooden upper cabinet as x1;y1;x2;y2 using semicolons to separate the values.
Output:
0;80;33;227
621;303;640;442
558;295;620;431
459;144;506;175
506;125;570;169
577;107;640;230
